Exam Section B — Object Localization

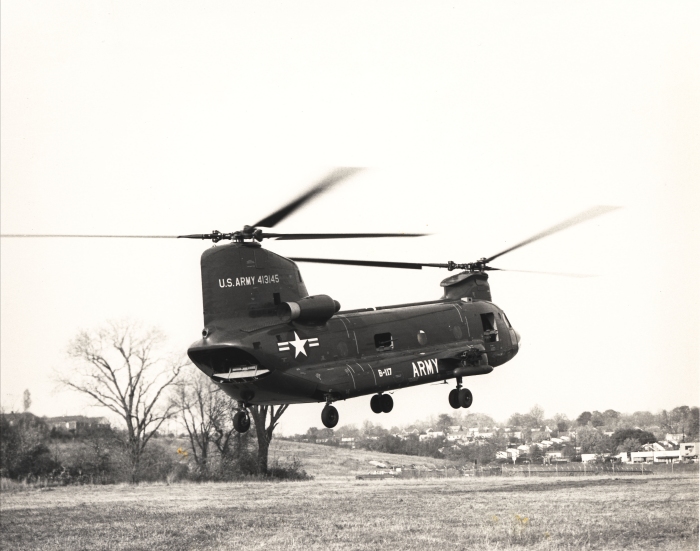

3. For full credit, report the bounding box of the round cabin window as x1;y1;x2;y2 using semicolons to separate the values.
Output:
417;330;428;346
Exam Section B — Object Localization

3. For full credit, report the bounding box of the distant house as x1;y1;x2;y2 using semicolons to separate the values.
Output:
496;448;520;461
666;433;685;444
45;415;109;433
680;443;698;460
446;431;470;442
653;449;681;463
614;452;630;462
630;451;654;463
419;429;445;442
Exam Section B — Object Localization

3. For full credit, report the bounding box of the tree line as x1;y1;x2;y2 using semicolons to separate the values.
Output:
286;404;699;465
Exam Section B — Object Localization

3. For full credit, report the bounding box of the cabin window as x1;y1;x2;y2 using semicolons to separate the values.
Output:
503;313;512;328
480;313;499;342
452;325;462;339
337;342;348;357
417;330;428;346
374;332;394;351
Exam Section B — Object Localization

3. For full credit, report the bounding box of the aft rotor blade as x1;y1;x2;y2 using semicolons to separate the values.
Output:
484;205;620;263
0;234;179;238
290;257;448;269
263;232;427;241
253;167;364;228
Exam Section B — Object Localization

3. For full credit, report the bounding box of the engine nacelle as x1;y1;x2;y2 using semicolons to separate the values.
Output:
279;294;340;324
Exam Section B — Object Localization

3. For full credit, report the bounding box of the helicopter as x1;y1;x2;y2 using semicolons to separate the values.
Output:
3;168;617;433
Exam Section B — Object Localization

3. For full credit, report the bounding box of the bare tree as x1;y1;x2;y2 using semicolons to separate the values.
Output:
61;320;185;482
524;405;545;429
247;404;288;474
173;372;240;477
22;389;31;412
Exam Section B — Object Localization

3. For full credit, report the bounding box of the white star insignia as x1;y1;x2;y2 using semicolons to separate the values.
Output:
289;332;308;358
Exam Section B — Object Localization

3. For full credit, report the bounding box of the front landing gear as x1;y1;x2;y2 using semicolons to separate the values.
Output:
449;377;473;409
233;409;251;433
370;393;393;414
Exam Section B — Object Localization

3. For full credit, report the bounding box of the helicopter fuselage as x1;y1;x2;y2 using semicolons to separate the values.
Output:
187;243;519;406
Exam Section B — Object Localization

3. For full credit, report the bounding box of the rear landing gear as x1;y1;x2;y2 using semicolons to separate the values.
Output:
449;377;473;409
458;388;473;408
370;393;393;414
321;404;339;428
233;409;251;433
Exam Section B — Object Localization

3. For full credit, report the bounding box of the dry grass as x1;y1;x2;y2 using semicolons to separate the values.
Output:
269;439;457;478
1;474;697;550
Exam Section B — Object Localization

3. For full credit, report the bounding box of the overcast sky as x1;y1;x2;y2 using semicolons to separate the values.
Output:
2;1;698;435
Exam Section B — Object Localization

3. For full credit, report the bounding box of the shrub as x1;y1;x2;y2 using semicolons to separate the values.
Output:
266;457;313;481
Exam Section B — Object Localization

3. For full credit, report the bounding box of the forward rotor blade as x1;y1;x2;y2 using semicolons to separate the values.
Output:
488;267;595;278
263;232;427;241
290;257;447;269
484;205;620;263
1;234;178;238
253;167;364;228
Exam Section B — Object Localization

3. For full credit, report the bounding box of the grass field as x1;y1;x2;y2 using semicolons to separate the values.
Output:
1;474;697;550
269;439;457;477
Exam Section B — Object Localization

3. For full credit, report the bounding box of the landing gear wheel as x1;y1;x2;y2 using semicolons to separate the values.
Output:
449;389;460;409
233;410;251;433
458;388;473;409
380;394;394;413
370;394;383;414
321;405;339;428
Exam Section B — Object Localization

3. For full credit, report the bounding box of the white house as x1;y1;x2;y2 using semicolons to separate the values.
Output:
630;451;654;463
419;429;445;441
680;442;698;460
446;432;470;442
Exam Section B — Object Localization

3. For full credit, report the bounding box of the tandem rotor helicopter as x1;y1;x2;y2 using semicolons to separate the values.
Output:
3;168;617;433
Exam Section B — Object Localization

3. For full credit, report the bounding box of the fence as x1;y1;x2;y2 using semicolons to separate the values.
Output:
501;463;676;477
397;468;463;479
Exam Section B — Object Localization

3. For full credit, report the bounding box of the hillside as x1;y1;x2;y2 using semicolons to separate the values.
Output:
269;438;457;478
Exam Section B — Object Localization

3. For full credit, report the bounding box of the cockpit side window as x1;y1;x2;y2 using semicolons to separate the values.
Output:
480;313;499;342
